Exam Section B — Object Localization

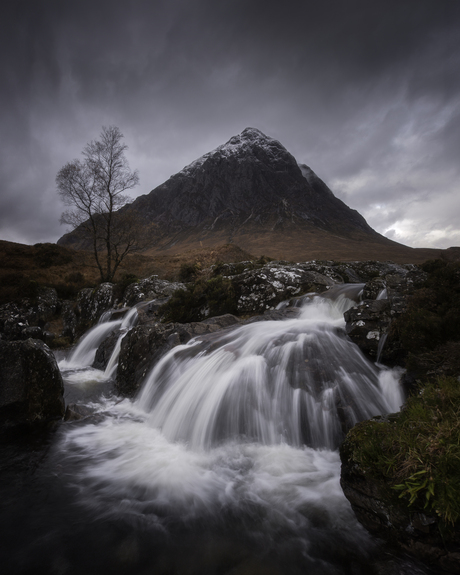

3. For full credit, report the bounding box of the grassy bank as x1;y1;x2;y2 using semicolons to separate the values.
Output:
344;376;460;529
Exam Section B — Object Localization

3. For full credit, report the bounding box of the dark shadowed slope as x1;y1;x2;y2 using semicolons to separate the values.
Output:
58;128;442;263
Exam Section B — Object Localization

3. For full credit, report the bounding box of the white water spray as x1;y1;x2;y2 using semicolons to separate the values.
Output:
135;291;402;450
59;306;139;384
61;287;404;550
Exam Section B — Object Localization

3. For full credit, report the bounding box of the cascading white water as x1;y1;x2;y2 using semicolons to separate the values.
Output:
61;288;402;521
136;290;402;450
58;287;408;573
59;306;139;385
102;306;139;379
60;320;122;369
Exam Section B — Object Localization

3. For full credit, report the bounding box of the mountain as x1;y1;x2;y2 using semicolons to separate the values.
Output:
58;127;441;263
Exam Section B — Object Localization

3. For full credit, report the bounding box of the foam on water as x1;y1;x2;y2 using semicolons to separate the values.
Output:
62;397;369;553
57;287;405;571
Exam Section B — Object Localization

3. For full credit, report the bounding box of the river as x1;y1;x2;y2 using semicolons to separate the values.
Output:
1;287;432;574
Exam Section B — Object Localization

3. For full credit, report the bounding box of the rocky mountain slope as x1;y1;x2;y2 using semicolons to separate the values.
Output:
59;127;442;263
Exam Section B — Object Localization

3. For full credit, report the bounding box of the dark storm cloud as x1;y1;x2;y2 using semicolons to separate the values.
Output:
1;0;459;247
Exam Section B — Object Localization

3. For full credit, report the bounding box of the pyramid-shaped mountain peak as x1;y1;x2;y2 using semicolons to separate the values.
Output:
59;128;415;262
178;127;294;178
130;127;371;234
225;126;283;148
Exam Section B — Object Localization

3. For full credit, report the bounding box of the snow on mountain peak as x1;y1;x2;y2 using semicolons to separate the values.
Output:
179;127;290;176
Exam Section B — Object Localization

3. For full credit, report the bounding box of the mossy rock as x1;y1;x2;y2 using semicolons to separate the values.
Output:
159;275;237;323
340;377;460;572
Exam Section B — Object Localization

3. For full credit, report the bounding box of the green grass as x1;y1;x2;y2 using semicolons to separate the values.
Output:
345;376;460;528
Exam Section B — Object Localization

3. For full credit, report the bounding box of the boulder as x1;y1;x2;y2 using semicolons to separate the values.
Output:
344;299;392;360
123;276;186;307
93;331;120;371
344;266;427;362
116;314;240;397
77;283;115;329
0;338;65;426
0;287;59;342
35;286;59;321
229;261;425;316
231;262;338;314
340;422;460;573
60;300;78;342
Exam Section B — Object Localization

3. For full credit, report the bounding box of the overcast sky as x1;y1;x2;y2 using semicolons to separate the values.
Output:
1;0;459;249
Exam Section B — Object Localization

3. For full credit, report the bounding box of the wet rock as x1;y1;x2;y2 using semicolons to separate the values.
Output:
93;331;120;371
0;287;59;342
0;338;65;427
344;266;427;362
64;403;96;421
344;299;392;360
231;262;338;314
200;314;242;328
123;276;185;307
77;283;115;328
116;314;240;397
244;307;302;322
340;427;460;574
362;277;386;300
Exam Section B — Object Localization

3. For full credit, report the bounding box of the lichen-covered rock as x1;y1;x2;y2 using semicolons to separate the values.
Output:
60;300;78;342
0;287;59;342
77;283;115;327
344;266;427;362
35;286;59;319
211;261;258;276
344;300;392;360
123;276;186;307
0;338;65;426
362;277;387;300
231;262;338;314
228;261;425;316
116;314;240;397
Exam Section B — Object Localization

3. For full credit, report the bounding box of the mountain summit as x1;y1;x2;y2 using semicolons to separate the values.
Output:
130;127;374;236
59;128;432;262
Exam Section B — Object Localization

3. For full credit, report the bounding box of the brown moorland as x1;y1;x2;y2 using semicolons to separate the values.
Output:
0;240;255;304
1;237;453;307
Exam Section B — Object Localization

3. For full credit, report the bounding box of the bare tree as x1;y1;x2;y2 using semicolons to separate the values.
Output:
57;126;142;282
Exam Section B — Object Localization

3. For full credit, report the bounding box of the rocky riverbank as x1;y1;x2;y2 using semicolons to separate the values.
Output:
339;258;460;573
2;254;460;571
0;258;425;430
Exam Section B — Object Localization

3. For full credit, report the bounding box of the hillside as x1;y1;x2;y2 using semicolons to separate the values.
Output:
58;127;444;263
0;240;256;303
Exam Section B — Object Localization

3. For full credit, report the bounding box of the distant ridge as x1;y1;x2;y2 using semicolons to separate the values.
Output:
58;128;442;263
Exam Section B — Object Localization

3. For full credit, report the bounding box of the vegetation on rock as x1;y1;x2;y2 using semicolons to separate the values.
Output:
114;273;138;300
342;258;460;553
159;275;237;323
388;259;460;378
343;376;460;530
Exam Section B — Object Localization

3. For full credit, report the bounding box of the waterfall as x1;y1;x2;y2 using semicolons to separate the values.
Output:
59;305;139;383
135;289;401;450
376;287;388;300
60;320;122;369
56;288;408;573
